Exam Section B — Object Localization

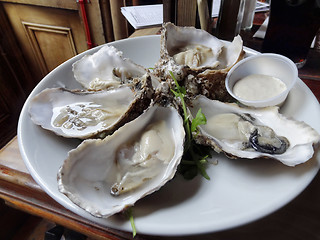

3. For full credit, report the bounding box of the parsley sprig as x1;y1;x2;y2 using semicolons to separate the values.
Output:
169;71;211;180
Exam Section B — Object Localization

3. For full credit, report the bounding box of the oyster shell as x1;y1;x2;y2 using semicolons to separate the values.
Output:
73;45;159;91
57;104;185;218
188;95;320;166
28;74;154;139
153;23;244;101
160;23;224;72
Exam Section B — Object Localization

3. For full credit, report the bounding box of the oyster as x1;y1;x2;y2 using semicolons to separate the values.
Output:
73;45;159;91
57;104;185;218
28;74;154;139
188;96;320;166
153;22;244;101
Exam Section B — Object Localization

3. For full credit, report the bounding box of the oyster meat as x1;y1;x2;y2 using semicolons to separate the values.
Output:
28;74;154;139
189;95;320;166
57;104;185;218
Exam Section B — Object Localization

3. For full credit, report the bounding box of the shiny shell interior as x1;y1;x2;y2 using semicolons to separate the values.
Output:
73;45;152;91
28;87;134;139
58;105;185;217
28;72;154;139
189;95;320;166
153;22;244;102
162;22;244;71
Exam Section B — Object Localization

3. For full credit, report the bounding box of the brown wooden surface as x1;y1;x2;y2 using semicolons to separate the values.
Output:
1;0;108;83
176;0;197;27
109;0;128;40
1;16;320;240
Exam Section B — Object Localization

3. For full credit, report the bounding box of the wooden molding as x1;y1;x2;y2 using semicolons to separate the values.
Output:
22;21;77;75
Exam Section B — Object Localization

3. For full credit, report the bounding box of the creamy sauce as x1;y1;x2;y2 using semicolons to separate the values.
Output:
233;74;287;101
173;44;214;68
111;120;175;195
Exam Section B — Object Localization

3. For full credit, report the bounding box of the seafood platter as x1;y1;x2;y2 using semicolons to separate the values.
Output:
18;23;320;236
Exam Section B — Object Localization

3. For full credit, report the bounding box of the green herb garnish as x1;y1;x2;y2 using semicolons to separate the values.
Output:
125;207;137;238
169;71;211;180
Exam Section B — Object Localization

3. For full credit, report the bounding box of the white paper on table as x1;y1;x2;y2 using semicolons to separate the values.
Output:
121;4;163;29
211;0;269;18
121;1;269;30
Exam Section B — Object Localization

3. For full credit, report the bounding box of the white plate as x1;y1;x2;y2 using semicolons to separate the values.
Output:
18;35;320;236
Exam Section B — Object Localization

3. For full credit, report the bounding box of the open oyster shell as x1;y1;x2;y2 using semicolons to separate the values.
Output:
188;95;320;166
73;45;160;91
153;23;244;102
28;74;154;139
57;104;185;218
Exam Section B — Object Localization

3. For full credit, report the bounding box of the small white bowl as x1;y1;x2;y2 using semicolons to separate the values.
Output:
225;53;298;108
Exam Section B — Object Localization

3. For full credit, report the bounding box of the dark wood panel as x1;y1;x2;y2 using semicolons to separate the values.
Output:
0;51;25;148
0;5;32;148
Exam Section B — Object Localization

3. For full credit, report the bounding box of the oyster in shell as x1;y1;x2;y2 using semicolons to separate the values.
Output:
28;74;154;139
73;45;159;91
57;104;185;218
188;96;320;166
153;23;244;101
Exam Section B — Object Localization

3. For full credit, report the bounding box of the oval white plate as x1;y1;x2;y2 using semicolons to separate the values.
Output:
18;35;320;236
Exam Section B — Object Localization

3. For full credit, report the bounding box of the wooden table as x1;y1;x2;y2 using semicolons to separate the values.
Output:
1;23;320;240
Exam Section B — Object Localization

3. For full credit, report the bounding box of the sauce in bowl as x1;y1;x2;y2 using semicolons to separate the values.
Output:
225;53;298;108
233;74;287;101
